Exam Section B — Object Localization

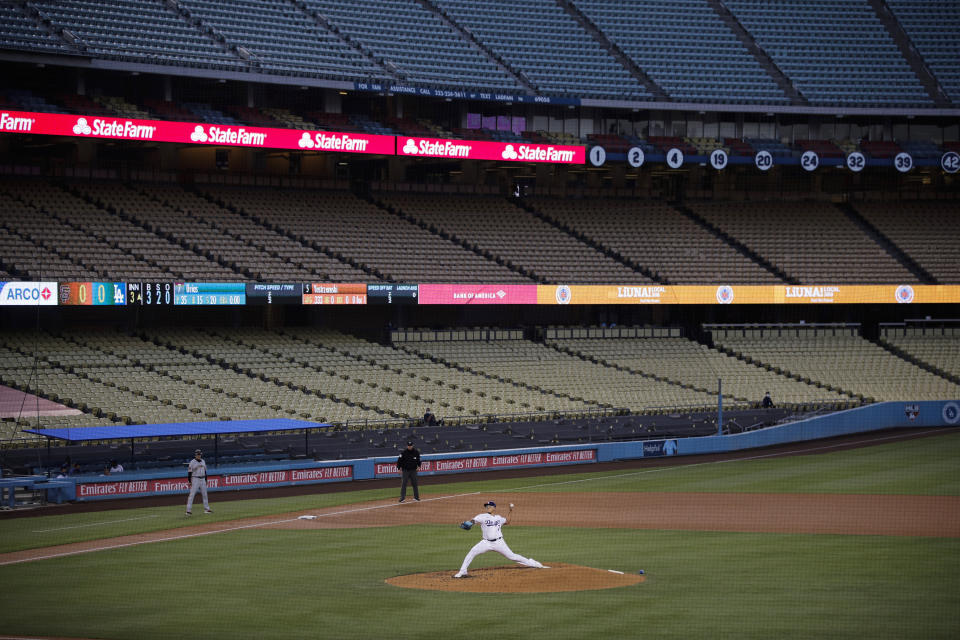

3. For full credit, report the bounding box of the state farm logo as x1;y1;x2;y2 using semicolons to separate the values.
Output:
895;285;915;304
555;285;571;305
716;285;734;304
500;143;577;162
73;117;92;135
73;116;156;139
187;125;265;145
298;132;370;151
401;138;472;158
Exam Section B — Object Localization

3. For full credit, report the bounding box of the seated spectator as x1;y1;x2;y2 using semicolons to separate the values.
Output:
761;392;774;409
56;464;69;478
423;408;439;426
70;462;81;476
109;459;124;473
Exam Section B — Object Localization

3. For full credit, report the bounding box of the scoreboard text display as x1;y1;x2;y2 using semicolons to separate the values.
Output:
367;284;418;305
302;283;367;305
127;282;175;306
245;283;301;305
174;283;246;306
58;282;127;306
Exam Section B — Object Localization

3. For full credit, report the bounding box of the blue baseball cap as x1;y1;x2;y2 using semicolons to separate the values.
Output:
484;501;496;507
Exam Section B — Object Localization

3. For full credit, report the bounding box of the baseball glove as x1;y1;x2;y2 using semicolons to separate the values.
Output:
459;520;474;530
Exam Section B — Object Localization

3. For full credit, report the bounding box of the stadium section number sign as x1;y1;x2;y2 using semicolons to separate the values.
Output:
847;152;866;172
666;148;684;169
709;149;728;170
755;150;774;171
894;152;913;173
941;152;960;174
589;146;607;167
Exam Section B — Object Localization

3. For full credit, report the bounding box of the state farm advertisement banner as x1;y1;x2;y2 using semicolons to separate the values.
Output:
0;110;394;155
418;284;538;305
398;136;584;164
76;466;352;499
374;449;596;477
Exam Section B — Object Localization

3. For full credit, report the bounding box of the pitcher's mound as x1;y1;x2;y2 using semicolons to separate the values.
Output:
386;562;645;593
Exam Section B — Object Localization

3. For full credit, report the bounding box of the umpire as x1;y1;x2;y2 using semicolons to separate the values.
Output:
397;440;421;503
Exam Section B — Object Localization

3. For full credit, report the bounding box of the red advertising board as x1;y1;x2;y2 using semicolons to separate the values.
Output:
0;110;394;155
76;466;352;499
374;449;595;476
417;284;538;305
397;135;584;164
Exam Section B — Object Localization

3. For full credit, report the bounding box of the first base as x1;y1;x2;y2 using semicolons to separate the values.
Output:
298;515;318;520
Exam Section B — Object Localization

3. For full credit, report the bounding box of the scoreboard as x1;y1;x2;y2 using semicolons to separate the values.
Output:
127;282;174;306
16;281;960;308
174;283;246;306
58;282;127;306
367;284;418;305
302;283;367;305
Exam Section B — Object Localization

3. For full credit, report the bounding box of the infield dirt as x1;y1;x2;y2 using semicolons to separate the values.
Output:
2;491;957;570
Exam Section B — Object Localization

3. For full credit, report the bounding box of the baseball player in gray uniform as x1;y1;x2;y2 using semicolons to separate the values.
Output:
186;449;212;515
454;500;546;578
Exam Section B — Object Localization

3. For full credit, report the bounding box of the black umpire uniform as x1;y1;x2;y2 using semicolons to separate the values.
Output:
397;441;421;502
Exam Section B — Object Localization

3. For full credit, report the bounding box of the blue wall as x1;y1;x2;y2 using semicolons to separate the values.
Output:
60;400;958;502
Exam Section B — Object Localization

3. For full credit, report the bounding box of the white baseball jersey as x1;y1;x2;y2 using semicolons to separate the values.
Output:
473;513;506;540
188;458;207;478
455;511;544;576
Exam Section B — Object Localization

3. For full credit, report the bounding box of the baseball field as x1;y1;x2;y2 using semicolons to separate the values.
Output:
0;428;958;640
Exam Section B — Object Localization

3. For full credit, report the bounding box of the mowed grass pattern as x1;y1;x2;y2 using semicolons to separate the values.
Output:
0;428;958;639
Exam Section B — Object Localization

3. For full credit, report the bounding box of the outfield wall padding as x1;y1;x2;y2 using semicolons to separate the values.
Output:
57;400;958;502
